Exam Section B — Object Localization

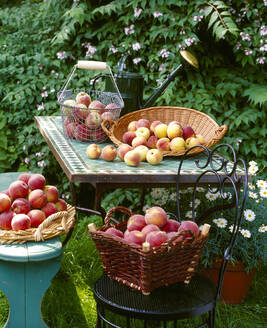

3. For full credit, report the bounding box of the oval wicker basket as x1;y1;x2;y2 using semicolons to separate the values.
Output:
102;106;228;156
0;204;75;244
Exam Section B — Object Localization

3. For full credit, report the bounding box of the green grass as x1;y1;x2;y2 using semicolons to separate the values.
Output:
0;213;266;328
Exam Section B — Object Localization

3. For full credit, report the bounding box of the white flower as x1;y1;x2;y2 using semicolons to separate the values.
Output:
244;49;253;56
257;180;267;189
258;225;267;232
190;198;200;208
205;192;218;201
153;11;163;18
260;189;267;198
133;57;141;64
35;152;44;158
41;91;48;98
213;218;227;228
229;224;239;233
221;192;232;200
125;24;135;35
37;104;45;111
37;160;46;167
86;45;97;58
248;165;258;175
132;42;141;51
162;194;168;202
170;193;177;201
249;191;258;199
151;188;164;198
157;199;166;206
244;209;256;222
196;187;205;192
25;157;30;164
159;48;170;58
142;204;150;212
185;210;193;218
248;183;255;190
56;51;67;59
134;8;142;17
159;64;165;71
240;229;251;238
249;161;257;166
109;45;118;53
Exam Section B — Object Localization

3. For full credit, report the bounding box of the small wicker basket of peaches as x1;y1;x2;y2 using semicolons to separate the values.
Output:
101;106;228;157
88;205;210;295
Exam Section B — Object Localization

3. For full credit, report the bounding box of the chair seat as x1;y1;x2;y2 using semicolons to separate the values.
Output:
93;273;217;321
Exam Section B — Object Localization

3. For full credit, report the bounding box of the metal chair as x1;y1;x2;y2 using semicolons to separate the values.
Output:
93;144;248;328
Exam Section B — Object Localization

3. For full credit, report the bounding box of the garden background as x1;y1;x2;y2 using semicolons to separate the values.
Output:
0;0;266;327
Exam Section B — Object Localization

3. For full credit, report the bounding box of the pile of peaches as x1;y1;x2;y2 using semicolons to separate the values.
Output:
0;173;67;231
101;206;200;249
62;91;119;143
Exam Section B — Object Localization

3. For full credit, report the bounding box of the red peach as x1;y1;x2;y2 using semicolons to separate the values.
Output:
105;103;118;110
147;135;158;149
73;104;89;121
76;92;91;107
44;185;59;203
18;173;31;184
101;145;117;162
136;119;150;129
124;150;141;167
134;145;149;162
117;143;133;161
132;136;147;148
0;190;11;198
27;209;46;228
41;202;58;218
65;122;77;139
55;199;68;212
28;189;47;208
141;224;160;237
11;214;31;231
150;120;162;133
28;173;46;190
122;131;136;145
182;126;195;140
8;180;29;199
178;220;199;239
156;137;170;151
146;230;167;247
105;227;124;238
89;100;105;110
101;111;114;121
85;111;102;129
127;214;146;232
91;128;107;143
145;206;168;227
127;121;138;132
167;231;179;240
0;211;15;230
124;230;145;246
0;193;11;212
11;198;31;214
75;124;91;142
162;219;181;232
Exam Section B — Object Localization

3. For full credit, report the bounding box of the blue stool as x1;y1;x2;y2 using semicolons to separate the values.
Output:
0;172;63;328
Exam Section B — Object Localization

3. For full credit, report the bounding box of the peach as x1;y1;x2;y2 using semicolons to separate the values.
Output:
62;99;76;116
44;185;59;203
136;127;150;140
0;193;11;212
55;198;67;212
89;100;105;111
28;173;46;190
131;136;147;148
124;150;141;167
168;121;182;127
156;137;170;151
101;145;117;162
124;229;130;238
136;119;150;129
196;134;205;144
76;92;91;107
41;202;58;218
127;214;146;232
86;143;102;159
27;209;46;228
127;121;138;132
146;230;167;247
101;111;114;121
105;103;118;111
11;214;31;231
0;190;11;198
65;122;77;139
162;219;180;232
167;231;179;240
18;173;31;184
75;124;91;141
105;227;124;238
8;180;29;199
124;230;145;246
117;143;133;161
145;206;167;227
91;128;106;142
85;111;102;129
11;198;31;214
178;220;199;239
122;131;136;145
185;137;200;149
182;126;195;140
154;123;168;139
146;149;163;165
170;137;185;151
141;224;160;237
147;135;158;149
150;120;162;133
134;145;149;162
0;211;15;230
167;123;183;139
28;189;47;208
73;104;88;121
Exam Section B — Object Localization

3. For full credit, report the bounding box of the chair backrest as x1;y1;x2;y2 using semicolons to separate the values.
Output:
175;144;248;299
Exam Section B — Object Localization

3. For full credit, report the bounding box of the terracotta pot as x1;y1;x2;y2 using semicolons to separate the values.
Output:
201;260;256;305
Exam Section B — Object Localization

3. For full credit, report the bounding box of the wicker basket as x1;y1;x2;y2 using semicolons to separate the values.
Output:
0;204;75;244
102;106;228;156
88;206;210;295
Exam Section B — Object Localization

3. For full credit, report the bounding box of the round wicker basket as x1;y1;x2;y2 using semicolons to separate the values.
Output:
0;204;75;244
101;106;228;156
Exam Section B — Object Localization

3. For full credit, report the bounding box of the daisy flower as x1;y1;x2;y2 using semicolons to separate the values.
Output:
244;209;256;222
157;199;166;206
213;218;227;228
248;182;255;190
249;161;257;167
260;189;267;198
151;188;164;199
170;193;177;201
196;187;205;192
190;199;201;208
142;204;150;212
249;191;258;199
258;225;267;232
240;229;251;238
229;224;239;233
248;166;258;175
205;192;218;201
257;180;267;189
185;210;193;218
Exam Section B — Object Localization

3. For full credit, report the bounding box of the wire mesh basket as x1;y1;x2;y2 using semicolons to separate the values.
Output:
58;60;124;143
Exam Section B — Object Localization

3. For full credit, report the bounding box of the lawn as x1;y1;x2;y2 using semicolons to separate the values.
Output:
0;213;265;328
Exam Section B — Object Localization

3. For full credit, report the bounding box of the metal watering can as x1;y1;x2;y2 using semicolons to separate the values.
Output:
93;50;198;116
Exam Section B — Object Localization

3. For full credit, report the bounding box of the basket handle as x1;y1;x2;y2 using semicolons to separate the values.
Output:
206;124;228;147
104;206;133;226
101;119;115;137
34;211;69;242
77;60;107;70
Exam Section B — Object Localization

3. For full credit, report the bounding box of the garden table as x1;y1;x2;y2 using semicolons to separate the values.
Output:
35;116;245;215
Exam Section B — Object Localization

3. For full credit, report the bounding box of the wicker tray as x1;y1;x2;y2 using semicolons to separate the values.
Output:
102;106;228;156
0;204;75;244
88;206;210;295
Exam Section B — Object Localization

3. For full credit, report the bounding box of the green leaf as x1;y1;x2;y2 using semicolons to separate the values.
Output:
208;11;218;29
243;85;267;107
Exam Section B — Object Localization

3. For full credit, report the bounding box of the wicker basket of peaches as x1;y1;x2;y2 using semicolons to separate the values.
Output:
101;106;228;156
0;172;75;244
88;205;210;295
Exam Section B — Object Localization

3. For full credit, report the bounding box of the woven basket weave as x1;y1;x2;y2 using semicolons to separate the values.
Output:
0;204;75;244
102;106;228;156
89;206;209;295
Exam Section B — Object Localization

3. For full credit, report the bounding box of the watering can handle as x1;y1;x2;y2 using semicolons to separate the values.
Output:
77;60;107;70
